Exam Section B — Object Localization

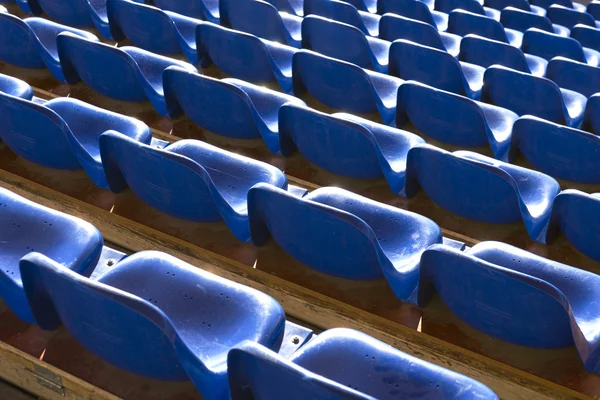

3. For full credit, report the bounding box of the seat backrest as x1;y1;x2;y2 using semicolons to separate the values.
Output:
35;0;91;27
546;57;600;98
529;0;574;9
521;28;586;63
379;0;436;26
304;0;365;32
484;0;530;12
0;14;42;68
436;0;485;15
154;0;207;19
571;25;600;52
588;0;600;19
447;10;507;42
379;14;445;49
460;35;529;71
546;5;596;28
220;0;287;44
500;7;554;32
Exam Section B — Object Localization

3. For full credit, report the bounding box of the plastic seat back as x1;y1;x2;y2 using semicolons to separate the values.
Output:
571;25;600;53
485;0;530;11
436;0;486;15
221;0;287;44
379;14;445;49
304;0;365;32
546;5;595;29
154;0;211;20
448;10;507;42
0;14;44;68
379;0;437;26
530;0;575;9
522;28;586;62
500;7;554;32
546;57;600;97
36;0;92;27
0;74;33;100
460;35;529;71
588;1;600;19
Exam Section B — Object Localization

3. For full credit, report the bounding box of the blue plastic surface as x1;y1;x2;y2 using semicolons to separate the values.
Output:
21;250;285;399
248;184;441;302
397;81;517;161
435;0;500;20
419;241;600;373
500;7;570;36
571;24;600;52
583;93;600;133
0;73;34;99
546;56;600;97
405;145;560;241
153;0;219;23
521;28;600;65
547;4;596;28
228;329;499;399
482;65;587;128
100;131;288;241
530;0;586;11
304;0;381;36
447;9;523;46
378;0;449;31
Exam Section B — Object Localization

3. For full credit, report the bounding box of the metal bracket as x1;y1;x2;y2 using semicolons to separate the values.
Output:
33;364;65;396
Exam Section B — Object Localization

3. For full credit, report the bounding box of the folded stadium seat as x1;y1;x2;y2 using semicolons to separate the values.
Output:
153;0;219;23
435;0;500;20
588;0;600;19
196;23;296;94
530;0;587;12
301;16;390;73
228;330;499;400
482;65;587;127
546;57;600;98
0;73;34;100
397;81;517;161
583;93;600;133
100;132;288;241
447;9;523;47
278;104;425;192
418;241;600;374
571;24;600;52
546;4;597;29
292;50;402;125
0;96;151;188
549;190;600;262
483;0;545;16
0;188;103;323
56;33;197;115
378;14;460;57
510;116;600;183
20;250;286;400
405;145;560;241
459;34;547;76
163;67;306;154
266;0;304;16
500;7;570;36
389;40;484;100
521;28;600;65
0;14;98;82
377;0;449;31
248;184;441;301
220;0;302;48
106;0;203;65
303;0;380;36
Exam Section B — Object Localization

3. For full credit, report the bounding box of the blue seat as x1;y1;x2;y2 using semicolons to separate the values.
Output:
197;22;296;94
546;57;600;97
292;50;402;125
459;34;547;76
530;0;587;12
389;40;484;100
301;15;390;73
0;188;102;323
419;241;600;374
21;250;285;399
522;27;600;66
0;96;151;189
248;184;441;300
163;67;305;154
588;0;600;20
14;0;41;14
100;132;288;241
378;0;449;31
266;0;304;16
546;4;596;29
549;190;600;263
0;73;34;99
379;14;460;57
583;93;600;133
344;0;377;12
397;81;517;161
405;145;560;241
220;0;302;48
500;7;570;36
303;0;381;36
278;104;425;191
482;65;587;128
483;0;545;16
435;0;500;20
571;24;600;52
0;14;99;82
510;116;600;183
153;0;219;23
56;32;197;115
228;329;499;400
447;9;523;47
106;0;203;65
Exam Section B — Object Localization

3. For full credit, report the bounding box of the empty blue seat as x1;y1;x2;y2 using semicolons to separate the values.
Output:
500;7;570;36
546;57;600;97
266;0;304;16
21;250;285;399
100;132;288;241
510;116;600;183
228;329;499;399
106;0;203;65
588;0;600;20
14;0;41;14
583;93;600;133
153;0;219;23
530;0;586;12
549;190;600;263
197;23;296;94
405;145;560;241
248;184;441;300
0;96;151;188
220;0;302;48
447;10;523;47
419;241;600;374
379;14;460;57
522;27;600;65
547;4;596;29
571;24;600;52
459;34;547;76
482;65;587;128
0;14;99;82
389;40;484;100
301;15;390;73
56;32;197;115
397;81;517;161
435;0;500;20
278;104;425;191
163;67;306;154
0;188;102;323
292;50;402;125
0;73;33;99
304;0;381;36
344;0;377;12
483;0;545;15
378;0;449;31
